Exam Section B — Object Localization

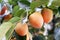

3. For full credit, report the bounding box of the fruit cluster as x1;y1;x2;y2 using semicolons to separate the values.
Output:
14;8;53;40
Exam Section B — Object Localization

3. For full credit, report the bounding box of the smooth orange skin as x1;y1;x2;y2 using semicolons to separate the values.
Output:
4;14;12;21
29;12;44;29
1;6;8;15
41;8;53;23
15;23;28;36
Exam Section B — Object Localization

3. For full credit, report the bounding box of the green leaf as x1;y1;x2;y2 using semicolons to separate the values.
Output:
52;8;58;15
58;7;60;14
49;5;58;9
39;0;49;6
30;0;49;10
19;0;30;6
30;1;40;10
6;24;15;40
13;9;25;17
8;0;17;6
52;0;60;6
0;0;2;3
0;22;13;40
9;17;20;23
49;0;60;9
12;5;20;15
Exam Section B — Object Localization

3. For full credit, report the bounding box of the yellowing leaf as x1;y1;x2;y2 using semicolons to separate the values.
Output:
0;22;13;40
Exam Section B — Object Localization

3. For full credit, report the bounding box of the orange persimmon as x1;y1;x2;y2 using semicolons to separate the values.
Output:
41;8;53;23
15;22;28;36
29;12;43;29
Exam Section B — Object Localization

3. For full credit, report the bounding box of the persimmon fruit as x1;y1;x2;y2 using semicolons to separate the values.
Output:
15;22;28;36
4;14;12;21
41;8;53;23
1;5;8;15
29;12;44;29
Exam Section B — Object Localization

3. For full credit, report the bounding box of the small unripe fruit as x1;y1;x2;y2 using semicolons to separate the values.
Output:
15;22;28;36
41;8;53;23
29;12;43;29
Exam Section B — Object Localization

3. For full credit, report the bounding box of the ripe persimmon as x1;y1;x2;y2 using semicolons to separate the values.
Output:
15;22;28;36
1;5;8;15
41;8;53;23
4;14;12;21
29;12;43;29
